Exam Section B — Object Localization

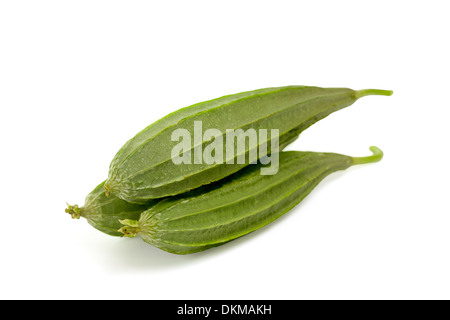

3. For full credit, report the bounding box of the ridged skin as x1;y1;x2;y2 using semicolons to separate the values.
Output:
71;181;159;237
105;86;361;202
123;151;355;254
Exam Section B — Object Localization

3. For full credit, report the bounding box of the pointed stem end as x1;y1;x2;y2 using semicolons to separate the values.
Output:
355;89;393;99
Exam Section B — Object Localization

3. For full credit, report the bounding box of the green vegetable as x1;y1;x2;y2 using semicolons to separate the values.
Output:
105;86;392;202
66;181;159;237
119;147;383;254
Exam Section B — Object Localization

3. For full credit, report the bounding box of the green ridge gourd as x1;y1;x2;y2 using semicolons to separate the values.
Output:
119;147;384;254
105;86;392;202
66;181;160;237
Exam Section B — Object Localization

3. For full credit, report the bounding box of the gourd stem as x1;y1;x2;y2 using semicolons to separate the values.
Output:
351;146;383;165
355;89;393;99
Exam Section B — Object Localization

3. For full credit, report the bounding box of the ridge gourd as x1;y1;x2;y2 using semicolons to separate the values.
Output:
105;86;392;202
119;147;384;254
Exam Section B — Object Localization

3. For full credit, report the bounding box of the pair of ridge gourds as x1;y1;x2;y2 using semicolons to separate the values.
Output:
66;85;392;254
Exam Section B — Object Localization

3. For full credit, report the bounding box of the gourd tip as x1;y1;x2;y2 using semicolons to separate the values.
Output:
104;184;111;197
118;219;140;238
66;203;81;219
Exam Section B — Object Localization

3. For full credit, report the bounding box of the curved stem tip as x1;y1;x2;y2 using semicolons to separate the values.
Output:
351;146;383;165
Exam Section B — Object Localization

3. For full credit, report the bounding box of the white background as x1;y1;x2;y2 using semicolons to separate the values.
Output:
1;1;449;300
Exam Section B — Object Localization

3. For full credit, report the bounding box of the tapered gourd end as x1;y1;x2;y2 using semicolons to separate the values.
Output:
65;203;81;219
355;89;393;99
118;219;140;238
351;146;383;165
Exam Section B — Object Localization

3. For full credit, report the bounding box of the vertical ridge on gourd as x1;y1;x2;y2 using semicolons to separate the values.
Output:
65;181;160;237
119;147;383;254
105;86;392;202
